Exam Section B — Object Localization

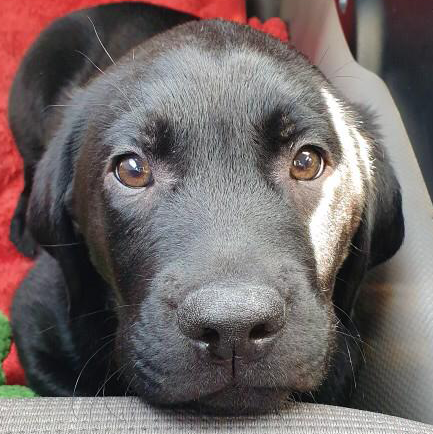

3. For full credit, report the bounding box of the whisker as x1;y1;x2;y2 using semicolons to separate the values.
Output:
132;273;155;282
345;338;357;390
74;50;134;111
129;47;147;113
39;242;82;247
124;370;137;397
75;49;105;74
95;360;133;398
329;59;355;78
119;366;138;421
87;16;116;65
317;45;330;69
308;390;317;404
44;104;75;110
334;75;362;81
331;302;361;336
71;336;117;418
37;303;140;334
43;103;128;116
334;318;368;364
93;352;122;420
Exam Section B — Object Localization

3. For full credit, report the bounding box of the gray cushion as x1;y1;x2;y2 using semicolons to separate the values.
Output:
2;397;433;433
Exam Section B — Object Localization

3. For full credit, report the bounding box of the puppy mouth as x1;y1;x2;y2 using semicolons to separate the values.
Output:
175;384;292;415
136;375;292;414
130;355;320;413
119;279;334;411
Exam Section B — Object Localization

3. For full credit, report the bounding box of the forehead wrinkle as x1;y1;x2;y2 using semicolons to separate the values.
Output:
131;45;320;129
123;56;290;169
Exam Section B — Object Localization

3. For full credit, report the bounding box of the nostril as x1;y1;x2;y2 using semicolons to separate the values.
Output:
249;323;272;341
200;328;220;346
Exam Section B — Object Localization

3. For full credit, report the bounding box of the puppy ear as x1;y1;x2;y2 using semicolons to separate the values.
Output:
26;111;98;314
27;114;80;252
367;148;405;269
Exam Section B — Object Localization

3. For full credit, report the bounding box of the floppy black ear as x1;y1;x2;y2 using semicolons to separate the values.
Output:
367;151;405;269
333;142;404;320
27;118;79;253
27;111;100;316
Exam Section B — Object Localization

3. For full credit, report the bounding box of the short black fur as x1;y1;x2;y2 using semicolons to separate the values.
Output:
9;3;404;414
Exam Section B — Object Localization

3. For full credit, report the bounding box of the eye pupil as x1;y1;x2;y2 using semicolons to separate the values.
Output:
124;158;142;176
294;152;313;170
290;146;324;181
116;155;152;188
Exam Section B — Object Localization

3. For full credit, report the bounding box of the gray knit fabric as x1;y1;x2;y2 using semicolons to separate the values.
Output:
2;398;433;434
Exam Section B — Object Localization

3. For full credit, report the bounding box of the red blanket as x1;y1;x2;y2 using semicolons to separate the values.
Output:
0;0;288;385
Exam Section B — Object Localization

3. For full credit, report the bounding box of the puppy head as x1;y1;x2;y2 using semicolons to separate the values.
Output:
28;20;404;412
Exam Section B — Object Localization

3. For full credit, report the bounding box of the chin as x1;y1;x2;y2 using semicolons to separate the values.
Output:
140;385;293;415
189;386;293;415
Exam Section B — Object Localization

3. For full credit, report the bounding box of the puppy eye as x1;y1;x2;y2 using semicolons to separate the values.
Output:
290;146;325;181
115;154;152;188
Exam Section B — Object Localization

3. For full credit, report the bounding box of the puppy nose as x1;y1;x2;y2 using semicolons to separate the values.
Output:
177;284;286;362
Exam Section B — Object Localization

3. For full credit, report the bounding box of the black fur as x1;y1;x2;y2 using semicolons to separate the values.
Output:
9;2;404;414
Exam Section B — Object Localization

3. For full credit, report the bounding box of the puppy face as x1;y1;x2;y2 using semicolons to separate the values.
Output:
29;20;403;412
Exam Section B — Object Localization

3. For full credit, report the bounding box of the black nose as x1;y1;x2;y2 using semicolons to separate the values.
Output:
177;284;286;362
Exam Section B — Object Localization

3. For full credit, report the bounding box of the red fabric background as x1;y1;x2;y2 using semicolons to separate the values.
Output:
0;0;288;385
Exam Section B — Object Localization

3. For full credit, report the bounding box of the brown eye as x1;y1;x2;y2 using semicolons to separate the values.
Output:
290;146;324;181
115;154;152;188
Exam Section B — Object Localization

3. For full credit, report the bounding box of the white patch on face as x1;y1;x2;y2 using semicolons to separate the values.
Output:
351;128;374;182
310;88;372;287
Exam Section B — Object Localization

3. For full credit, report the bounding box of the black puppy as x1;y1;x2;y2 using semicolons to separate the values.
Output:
9;2;404;414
